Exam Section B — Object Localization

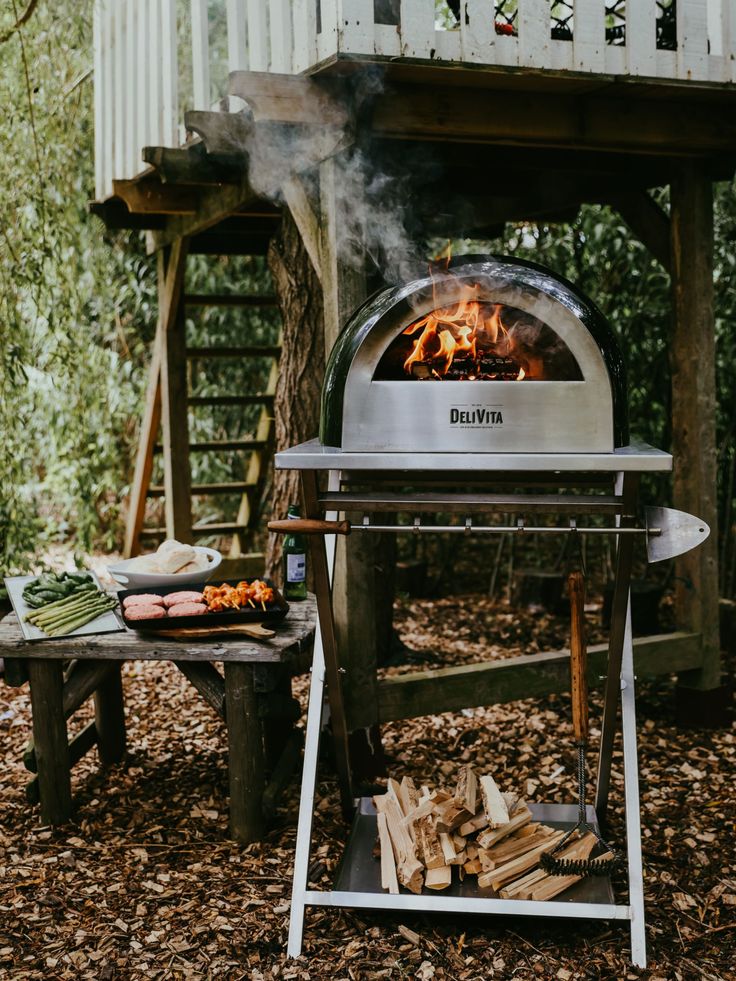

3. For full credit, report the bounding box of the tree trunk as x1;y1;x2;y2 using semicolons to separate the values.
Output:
265;211;325;581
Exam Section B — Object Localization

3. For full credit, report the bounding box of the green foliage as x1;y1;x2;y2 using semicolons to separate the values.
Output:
0;3;157;574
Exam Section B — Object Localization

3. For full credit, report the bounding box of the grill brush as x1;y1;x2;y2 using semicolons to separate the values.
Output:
540;571;622;877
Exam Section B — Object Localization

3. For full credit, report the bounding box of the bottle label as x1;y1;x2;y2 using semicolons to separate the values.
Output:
287;554;306;582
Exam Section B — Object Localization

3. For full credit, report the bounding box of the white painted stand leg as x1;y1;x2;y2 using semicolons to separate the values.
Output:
288;471;340;958
620;594;647;968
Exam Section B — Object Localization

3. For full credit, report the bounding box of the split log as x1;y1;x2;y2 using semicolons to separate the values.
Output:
377;811;399;895
439;833;457;865
499;867;548;899
530;848;613;902
435;801;472;833
479;774;510;827
454;764;478;814
477;806;532;848
416;815;445;870
424;866;452;890
399;775;419;814
459;812;489;836
381;795;424;894
478;830;565;891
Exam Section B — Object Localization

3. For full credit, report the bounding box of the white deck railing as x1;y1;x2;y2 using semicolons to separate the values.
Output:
94;0;736;201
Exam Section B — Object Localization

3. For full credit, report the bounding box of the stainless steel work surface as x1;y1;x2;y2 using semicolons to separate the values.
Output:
332;798;615;906
276;439;673;473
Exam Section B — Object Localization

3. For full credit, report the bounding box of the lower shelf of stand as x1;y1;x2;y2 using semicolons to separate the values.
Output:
304;798;628;919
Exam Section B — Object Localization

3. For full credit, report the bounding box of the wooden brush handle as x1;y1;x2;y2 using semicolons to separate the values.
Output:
568;570;588;743
267;518;351;536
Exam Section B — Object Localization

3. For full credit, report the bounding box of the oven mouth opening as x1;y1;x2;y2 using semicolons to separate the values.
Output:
373;300;584;382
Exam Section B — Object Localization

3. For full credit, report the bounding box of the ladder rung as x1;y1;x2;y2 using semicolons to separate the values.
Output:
141;522;251;538
153;439;268;453
147;481;256;497
188;395;275;407
186;346;281;359
183;293;277;307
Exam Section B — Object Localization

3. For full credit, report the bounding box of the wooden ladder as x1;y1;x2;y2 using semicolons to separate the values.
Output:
123;238;279;568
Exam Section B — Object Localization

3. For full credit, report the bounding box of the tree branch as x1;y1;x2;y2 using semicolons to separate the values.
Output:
0;0;39;45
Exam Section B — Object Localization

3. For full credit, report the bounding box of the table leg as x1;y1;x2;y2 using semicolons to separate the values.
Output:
224;662;265;843
27;660;72;825
94;663;126;764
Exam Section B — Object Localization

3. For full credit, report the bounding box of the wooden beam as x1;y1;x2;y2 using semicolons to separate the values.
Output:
610;191;671;271
147;177;268;252
282;177;323;281
142;143;245;185
112;178;200;215
27;660;72;824
89;199;167;231
227;71;349;127
364;632;703;728
124;330;162;557
159;240;193;543
26;721;98;807
368;85;736;157
184;109;253;155
175;660;226;718
93;664;126;764
670;163;721;694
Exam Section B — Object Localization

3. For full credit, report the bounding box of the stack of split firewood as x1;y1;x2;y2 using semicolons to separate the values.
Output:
373;766;598;900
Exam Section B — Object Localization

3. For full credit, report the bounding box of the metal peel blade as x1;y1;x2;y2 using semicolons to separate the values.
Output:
645;506;710;563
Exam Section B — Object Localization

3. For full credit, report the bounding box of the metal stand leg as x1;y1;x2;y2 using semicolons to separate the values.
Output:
288;471;340;958
596;472;638;820
620;598;647;968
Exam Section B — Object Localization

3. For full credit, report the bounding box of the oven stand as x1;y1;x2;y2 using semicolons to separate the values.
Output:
287;469;647;969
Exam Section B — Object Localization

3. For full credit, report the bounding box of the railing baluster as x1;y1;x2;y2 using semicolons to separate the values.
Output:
192;0;211;109
105;0;114;195
247;0;269;72
270;0;293;72
161;0;178;145
626;0;657;77
149;0;161;147
136;0;148;162
93;0;104;200
399;0;436;58
678;0;710;80
461;0;496;64
573;0;605;72
126;0;137;177
339;0;375;55
319;0;339;61
519;0;549;68
113;0;125;178
227;0;249;72
292;0;318;72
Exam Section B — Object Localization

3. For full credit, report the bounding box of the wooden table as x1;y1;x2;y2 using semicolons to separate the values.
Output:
0;597;316;843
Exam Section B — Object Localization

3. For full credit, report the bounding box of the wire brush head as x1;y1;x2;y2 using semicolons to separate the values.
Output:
540;851;622;877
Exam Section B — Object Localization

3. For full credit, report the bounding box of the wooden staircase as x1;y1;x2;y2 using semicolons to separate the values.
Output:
123;239;280;571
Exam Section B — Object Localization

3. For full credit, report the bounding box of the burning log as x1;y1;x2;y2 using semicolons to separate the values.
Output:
374;769;594;902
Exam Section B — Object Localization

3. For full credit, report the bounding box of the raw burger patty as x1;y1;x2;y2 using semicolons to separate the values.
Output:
163;591;205;608
123;594;164;609
125;605;166;621
167;602;207;617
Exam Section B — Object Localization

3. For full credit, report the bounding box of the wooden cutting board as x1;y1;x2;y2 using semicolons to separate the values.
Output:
156;622;276;640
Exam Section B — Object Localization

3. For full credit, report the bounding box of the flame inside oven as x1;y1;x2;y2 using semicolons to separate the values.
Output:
375;298;583;383
403;300;528;381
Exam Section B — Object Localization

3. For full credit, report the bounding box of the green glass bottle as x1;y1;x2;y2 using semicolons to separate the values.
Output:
282;504;308;600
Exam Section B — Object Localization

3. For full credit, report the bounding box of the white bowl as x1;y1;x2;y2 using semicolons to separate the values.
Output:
107;546;222;590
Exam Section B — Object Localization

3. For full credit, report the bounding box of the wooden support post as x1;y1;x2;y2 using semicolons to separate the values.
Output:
93;664;126;764
224;662;265;842
319;156;388;779
670;163;724;721
160;239;193;543
27;660;72;825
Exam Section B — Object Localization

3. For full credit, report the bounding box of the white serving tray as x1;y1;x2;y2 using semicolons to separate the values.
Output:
4;572;124;641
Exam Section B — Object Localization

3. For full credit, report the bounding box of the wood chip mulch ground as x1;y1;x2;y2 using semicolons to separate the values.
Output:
1;595;735;980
